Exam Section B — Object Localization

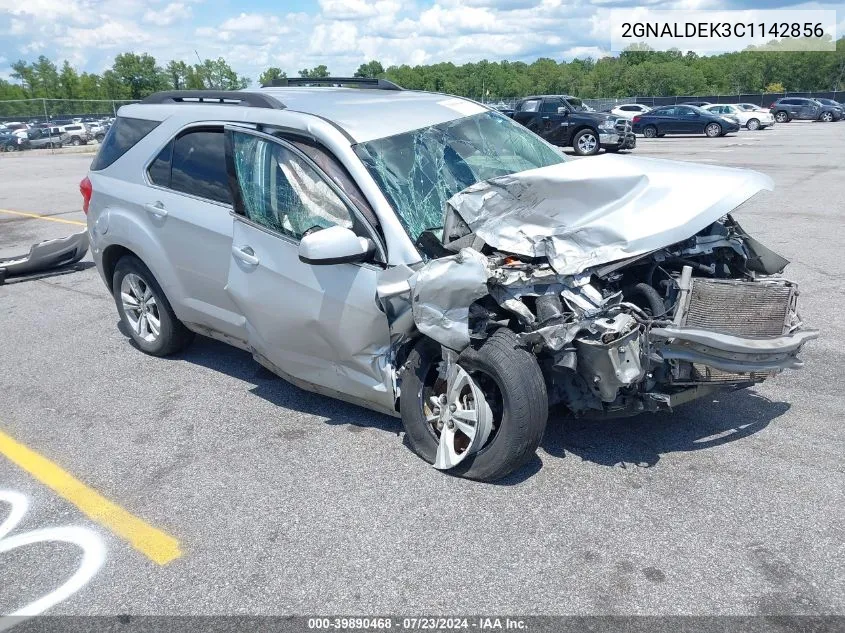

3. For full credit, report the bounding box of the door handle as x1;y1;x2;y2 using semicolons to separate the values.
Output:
144;202;168;218
232;245;259;266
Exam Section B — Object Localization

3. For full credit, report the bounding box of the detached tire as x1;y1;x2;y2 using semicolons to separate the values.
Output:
400;329;548;482
112;255;194;356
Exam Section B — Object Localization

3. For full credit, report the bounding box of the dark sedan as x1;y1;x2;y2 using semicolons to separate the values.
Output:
0;131;30;152
632;104;741;138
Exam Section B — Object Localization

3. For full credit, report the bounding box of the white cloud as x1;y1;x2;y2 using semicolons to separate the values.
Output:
5;0;823;85
143;3;192;27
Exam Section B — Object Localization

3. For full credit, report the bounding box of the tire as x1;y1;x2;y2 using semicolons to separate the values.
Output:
572;129;600;156
774;111;789;123
705;122;722;137
71;137;81;146
95;134;105;142
746;118;760;131
821;111;833;122
400;329;548;482
3;145;14;153
643;125;658;138
112;255;194;357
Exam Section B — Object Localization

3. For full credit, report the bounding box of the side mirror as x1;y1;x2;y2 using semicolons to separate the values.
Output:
298;225;374;265
556;107;568;115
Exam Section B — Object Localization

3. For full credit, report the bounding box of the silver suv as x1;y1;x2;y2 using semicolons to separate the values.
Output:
83;79;816;482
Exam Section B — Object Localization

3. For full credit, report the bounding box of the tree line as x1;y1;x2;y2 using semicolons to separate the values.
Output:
2;40;845;109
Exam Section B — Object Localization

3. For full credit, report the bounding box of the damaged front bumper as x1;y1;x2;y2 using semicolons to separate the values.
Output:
650;326;818;373
0;230;89;282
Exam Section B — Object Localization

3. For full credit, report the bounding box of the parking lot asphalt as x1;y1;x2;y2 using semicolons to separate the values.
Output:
0;122;843;617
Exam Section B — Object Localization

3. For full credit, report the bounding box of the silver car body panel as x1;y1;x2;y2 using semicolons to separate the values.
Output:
446;154;774;275
0;230;88;277
86;89;813;421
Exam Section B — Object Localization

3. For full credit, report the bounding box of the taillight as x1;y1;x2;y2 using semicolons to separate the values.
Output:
80;176;92;214
632;115;641;123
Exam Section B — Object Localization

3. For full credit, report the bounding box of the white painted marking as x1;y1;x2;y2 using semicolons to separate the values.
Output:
0;490;105;630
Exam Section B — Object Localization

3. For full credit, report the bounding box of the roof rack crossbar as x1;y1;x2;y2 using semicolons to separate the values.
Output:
263;77;403;91
140;91;285;109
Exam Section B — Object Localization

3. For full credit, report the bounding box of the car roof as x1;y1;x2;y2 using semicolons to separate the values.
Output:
121;88;490;144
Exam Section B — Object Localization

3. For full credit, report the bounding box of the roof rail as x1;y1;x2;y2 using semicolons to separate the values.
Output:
140;90;285;109
263;77;403;91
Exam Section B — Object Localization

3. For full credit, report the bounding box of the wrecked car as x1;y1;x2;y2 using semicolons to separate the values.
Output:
84;81;815;482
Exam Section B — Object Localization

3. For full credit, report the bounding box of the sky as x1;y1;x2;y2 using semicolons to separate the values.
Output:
0;0;843;82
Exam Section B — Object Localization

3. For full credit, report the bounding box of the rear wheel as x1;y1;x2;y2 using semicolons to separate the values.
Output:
572;129;600;156
112;255;194;356
400;329;548;482
746;118;760;131
643;125;658;138
774;111;789;123
821;111;834;122
705;122;722;137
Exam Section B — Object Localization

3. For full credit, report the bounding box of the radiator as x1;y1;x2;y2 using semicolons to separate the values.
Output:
683;278;796;337
681;278;797;383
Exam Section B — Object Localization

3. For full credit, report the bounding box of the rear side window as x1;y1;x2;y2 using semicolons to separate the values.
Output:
148;140;173;187
518;99;541;112
91;116;159;171
170;130;231;205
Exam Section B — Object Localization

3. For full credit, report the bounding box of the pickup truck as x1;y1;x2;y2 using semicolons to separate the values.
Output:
504;95;636;156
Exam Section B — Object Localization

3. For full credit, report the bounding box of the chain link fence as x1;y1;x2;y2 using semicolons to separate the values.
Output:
0;98;138;123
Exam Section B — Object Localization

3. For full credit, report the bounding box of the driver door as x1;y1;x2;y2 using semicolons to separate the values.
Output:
224;128;395;412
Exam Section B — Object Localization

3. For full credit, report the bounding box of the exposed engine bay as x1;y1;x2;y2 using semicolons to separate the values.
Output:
381;157;817;424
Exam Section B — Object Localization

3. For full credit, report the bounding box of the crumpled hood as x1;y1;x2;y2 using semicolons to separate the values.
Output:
446;154;774;275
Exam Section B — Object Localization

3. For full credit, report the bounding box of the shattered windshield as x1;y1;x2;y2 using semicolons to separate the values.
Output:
355;111;564;241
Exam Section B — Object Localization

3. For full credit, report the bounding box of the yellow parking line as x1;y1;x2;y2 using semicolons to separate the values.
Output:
0;208;86;226
0;428;182;565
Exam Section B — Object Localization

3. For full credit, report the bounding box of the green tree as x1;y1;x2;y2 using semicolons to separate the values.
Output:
193;57;251;90
258;67;286;86
354;61;385;78
59;61;80;99
298;65;330;78
165;60;190;90
112;53;164;99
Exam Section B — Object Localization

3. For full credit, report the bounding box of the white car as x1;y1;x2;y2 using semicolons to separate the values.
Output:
610;103;652;119
704;104;774;131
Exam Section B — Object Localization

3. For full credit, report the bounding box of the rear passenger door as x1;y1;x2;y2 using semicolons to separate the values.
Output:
143;126;248;342
223;128;394;411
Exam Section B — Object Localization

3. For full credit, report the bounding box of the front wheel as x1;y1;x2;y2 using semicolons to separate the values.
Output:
821;111;833;122
642;125;658;138
572;129;600;156
746;118;760;131
400;329;548;482
71;137;81;146
113;255;194;356
705;122;722;137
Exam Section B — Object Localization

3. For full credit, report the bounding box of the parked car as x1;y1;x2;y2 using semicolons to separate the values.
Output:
632;104;741;137
768;97;841;122
703;104;774;130
87;122;107;141
82;83;815;482
0;130;30;151
4;122;31;139
60;124;91;145
814;98;844;119
610;103;652;119
508;94;636;155
27;128;67;149
736;103;771;114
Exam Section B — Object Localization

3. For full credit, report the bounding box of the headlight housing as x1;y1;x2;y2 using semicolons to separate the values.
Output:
599;119;616;130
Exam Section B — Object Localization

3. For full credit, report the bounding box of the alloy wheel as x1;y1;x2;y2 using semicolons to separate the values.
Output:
120;273;161;343
577;132;598;154
424;363;495;470
706;123;721;137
